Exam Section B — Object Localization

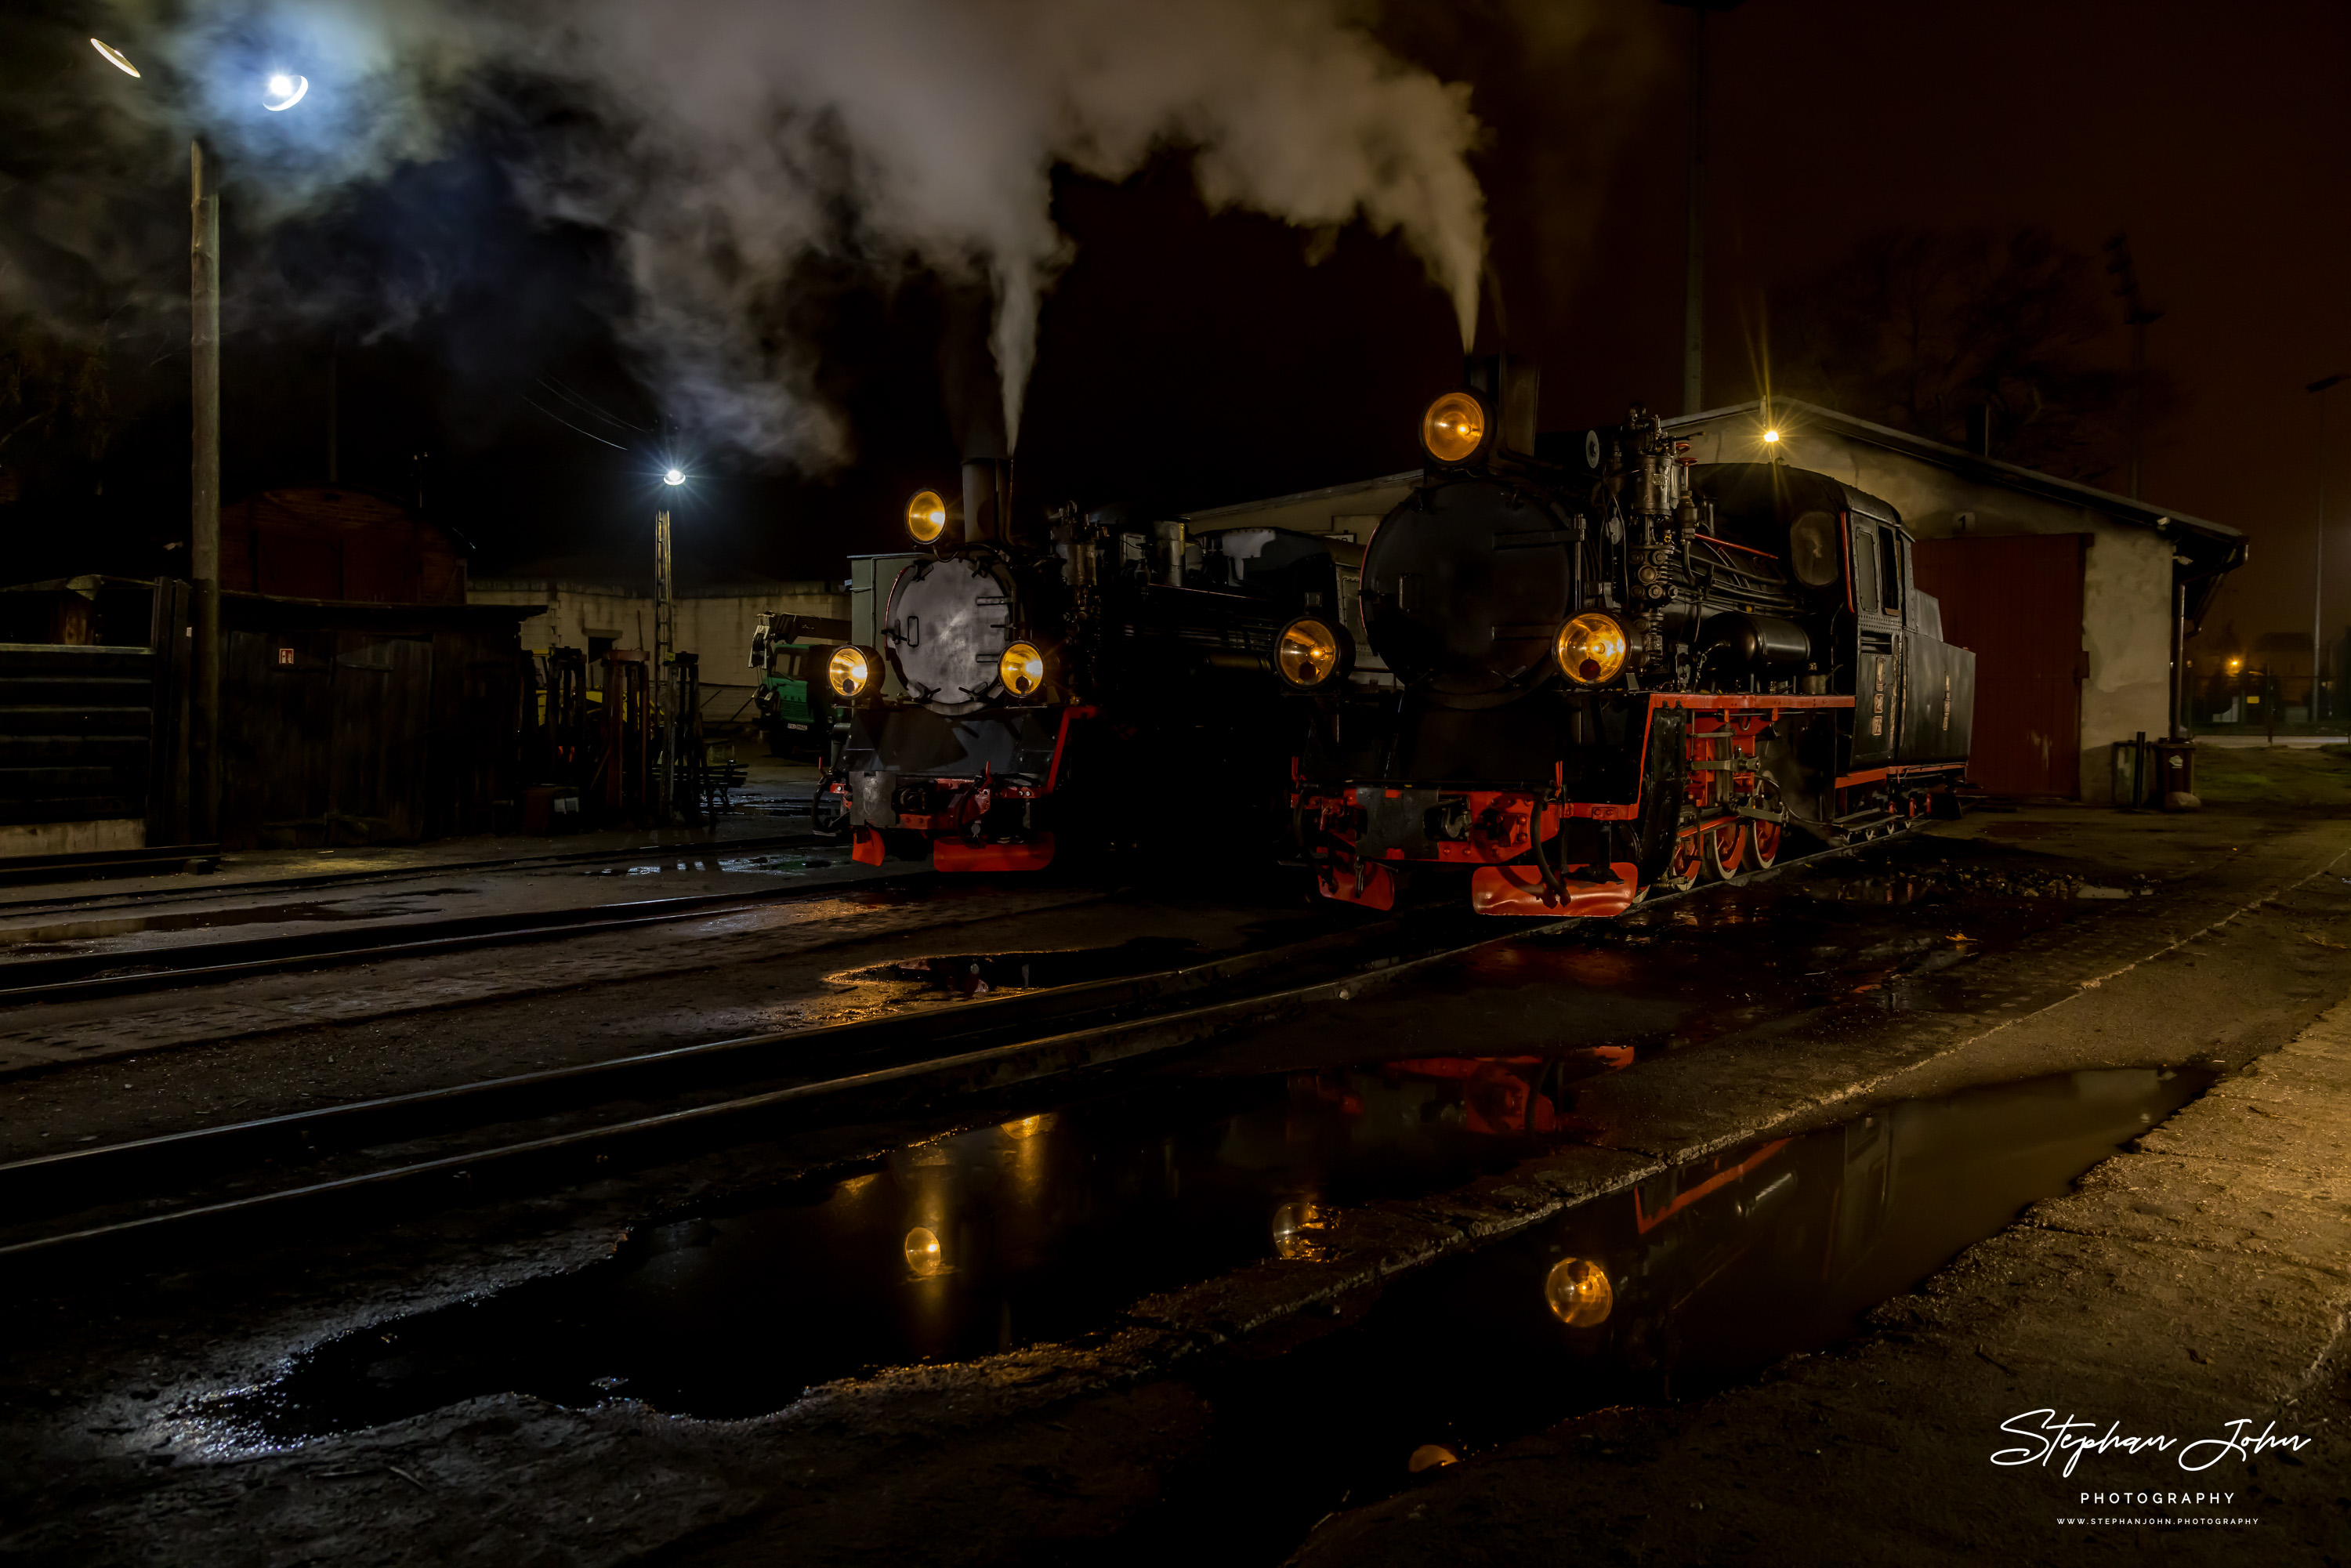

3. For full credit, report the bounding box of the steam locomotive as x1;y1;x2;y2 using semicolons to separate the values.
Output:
1283;359;1976;915
820;458;1340;870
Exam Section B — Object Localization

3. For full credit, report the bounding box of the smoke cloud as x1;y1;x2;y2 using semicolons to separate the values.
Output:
71;0;1488;464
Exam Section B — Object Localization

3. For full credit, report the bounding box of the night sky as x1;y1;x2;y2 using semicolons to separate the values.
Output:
2;0;2345;650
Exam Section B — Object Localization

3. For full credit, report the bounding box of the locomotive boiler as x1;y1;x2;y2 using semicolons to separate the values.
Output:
1284;360;1976;915
823;458;1341;871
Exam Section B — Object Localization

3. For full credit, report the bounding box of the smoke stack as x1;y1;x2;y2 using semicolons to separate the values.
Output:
1465;353;1539;456
962;458;1011;545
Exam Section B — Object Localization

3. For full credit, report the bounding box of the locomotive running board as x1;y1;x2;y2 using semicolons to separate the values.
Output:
1470;860;1640;918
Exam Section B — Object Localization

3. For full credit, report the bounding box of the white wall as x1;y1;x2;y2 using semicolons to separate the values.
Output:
469;578;849;671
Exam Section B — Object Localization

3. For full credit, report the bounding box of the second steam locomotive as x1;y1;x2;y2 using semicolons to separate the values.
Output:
820;459;1339;871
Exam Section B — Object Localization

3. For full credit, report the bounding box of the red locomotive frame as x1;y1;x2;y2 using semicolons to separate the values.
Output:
1294;692;1965;917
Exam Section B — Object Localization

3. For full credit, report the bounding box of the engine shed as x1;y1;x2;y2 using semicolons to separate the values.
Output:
1668;402;2244;802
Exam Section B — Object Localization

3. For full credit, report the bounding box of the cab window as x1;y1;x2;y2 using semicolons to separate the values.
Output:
1850;528;1878;613
1875;526;1904;616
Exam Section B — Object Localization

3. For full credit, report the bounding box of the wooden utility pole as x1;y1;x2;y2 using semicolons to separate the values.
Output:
190;140;221;846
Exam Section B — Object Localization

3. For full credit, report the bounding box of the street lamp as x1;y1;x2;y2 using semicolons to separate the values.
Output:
2309;373;2346;721
90;37;309;848
654;469;689;821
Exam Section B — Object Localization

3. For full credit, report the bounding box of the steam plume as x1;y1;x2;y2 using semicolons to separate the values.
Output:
71;0;1490;462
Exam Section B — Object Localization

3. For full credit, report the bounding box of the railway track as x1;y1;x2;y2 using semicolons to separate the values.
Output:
0;828;833;918
0;910;1547;1266
0;853;904;1009
0;831;1899;1269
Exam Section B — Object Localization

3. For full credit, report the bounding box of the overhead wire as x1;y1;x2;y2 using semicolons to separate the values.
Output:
520;393;630;451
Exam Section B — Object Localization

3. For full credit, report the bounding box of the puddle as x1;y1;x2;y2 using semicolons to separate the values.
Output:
1124;1065;2215;1563
180;1057;1623;1450
176;1059;2199;1463
0;896;465;953
839;936;1205;998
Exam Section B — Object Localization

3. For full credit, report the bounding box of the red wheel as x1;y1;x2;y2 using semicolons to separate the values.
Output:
1668;827;1705;885
1747;817;1781;869
1700;816;1744;880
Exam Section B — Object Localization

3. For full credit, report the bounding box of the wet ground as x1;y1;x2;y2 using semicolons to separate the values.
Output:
180;1065;2205;1470
5;759;2351;1564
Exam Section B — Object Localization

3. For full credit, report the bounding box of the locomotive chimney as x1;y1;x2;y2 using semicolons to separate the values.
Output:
962;458;1012;545
1465;353;1540;457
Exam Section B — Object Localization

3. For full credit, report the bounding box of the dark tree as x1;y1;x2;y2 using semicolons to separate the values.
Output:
1758;226;2180;485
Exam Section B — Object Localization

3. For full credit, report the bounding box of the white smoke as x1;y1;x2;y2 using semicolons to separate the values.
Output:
128;0;1487;462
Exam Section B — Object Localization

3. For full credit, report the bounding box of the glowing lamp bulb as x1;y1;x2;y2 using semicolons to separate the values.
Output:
664;468;685;486
1763;429;1780;444
91;38;141;77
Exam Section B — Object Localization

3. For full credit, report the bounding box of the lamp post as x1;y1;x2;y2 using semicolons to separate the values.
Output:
2310;375;2346;722
91;38;308;846
657;468;686;823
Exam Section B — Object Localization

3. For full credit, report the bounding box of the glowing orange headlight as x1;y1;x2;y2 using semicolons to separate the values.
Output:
906;489;949;545
1556;613;1628;685
1420;390;1491;465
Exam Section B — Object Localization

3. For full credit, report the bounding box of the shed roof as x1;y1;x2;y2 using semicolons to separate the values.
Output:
1666;399;2243;552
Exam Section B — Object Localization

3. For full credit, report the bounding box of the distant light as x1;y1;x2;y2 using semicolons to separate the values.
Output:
1762;429;1780;444
263;74;309;111
91;38;140;78
664;468;686;486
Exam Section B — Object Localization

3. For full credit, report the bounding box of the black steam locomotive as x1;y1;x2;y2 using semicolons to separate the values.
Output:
1284;360;1976;915
823;459;1341;871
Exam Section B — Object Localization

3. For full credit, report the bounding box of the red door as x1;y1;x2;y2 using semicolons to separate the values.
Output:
1912;534;2085;797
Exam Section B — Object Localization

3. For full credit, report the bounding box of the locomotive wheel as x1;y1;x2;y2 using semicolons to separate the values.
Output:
1699;817;1744;880
1747;816;1782;870
1667;825;1705;887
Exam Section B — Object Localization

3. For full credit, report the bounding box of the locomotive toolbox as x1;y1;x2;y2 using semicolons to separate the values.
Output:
1286;356;1978;916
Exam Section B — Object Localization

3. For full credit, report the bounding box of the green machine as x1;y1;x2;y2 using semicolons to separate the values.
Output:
749;611;842;759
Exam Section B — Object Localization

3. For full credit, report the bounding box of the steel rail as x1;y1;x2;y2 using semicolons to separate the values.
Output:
0;829;835;919
0;864;916;1008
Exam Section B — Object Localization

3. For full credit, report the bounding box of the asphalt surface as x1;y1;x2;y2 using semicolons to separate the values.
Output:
4;749;2349;1566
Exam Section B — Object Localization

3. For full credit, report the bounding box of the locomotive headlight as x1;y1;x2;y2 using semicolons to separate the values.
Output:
827;645;873;698
999;641;1045;698
906;489;950;545
1543;1257;1614;1327
1556;612;1628;685
1419;389;1492;465
1275;616;1351;690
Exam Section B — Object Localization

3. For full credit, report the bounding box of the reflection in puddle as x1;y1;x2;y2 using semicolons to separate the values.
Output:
183;1060;1593;1449
1139;1066;2214;1559
180;1059;2201;1464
